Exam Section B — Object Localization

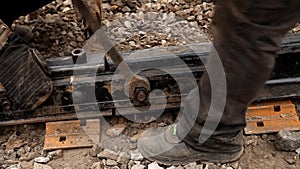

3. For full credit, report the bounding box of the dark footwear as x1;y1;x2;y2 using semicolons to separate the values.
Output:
137;124;244;166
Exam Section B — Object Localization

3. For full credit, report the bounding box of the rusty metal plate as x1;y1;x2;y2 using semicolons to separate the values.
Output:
44;119;100;151
245;100;300;135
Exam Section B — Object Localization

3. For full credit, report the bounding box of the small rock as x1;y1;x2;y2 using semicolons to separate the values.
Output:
120;164;127;169
20;160;34;169
91;162;101;169
45;14;58;23
275;130;300;151
83;151;88;156
184;0;194;3
285;157;297;165
130;134;140;143
207;10;215;18
34;157;51;164
89;145;101;157
6;149;14;156
230;162;239;169
97;149;119;160
137;11;145;19
166;166;176;169
48;149;63;159
148;162;163;169
127;160;135;168
117;152;130;164
102;159;106;166
196;15;203;22
167;12;176;23
267;135;276;142
129;142;137;150
106;159;118;166
6;164;20;169
102;3;111;9
33;163;53;169
62;7;71;12
187;16;195;21
184;162;197;169
110;166;120;169
146;12;159;21
293;25;300;32
129;41;136;47
24;146;31;153
262;134;268;140
106;124;126;137
5;134;27;150
17;147;26;155
244;135;258;146
111;5;119;11
63;0;72;6
103;19;111;27
124;21;132;28
24;15;30;23
76;36;85;42
131;164;146;169
129;150;144;161
165;27;172;33
197;164;204;169
19;152;36;161
122;6;131;12
67;32;75;38
175;166;184;169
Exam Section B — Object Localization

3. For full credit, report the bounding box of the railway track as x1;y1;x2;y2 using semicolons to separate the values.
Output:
0;32;300;126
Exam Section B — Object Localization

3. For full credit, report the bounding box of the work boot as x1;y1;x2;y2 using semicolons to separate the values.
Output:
0;19;53;111
137;123;244;166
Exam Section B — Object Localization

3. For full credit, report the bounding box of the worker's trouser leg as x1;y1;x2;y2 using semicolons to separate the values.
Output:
177;0;300;152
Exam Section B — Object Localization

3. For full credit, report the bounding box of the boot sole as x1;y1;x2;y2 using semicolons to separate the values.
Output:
142;146;244;166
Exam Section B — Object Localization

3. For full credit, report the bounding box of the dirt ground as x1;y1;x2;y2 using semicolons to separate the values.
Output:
1;112;300;169
1;0;300;169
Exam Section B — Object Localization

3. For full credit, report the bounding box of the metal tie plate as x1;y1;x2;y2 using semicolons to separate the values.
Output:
44;119;100;151
245;100;300;135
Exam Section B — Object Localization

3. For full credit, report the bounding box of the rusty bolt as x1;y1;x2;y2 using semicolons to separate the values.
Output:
134;87;148;102
2;100;11;110
137;90;147;102
71;48;87;64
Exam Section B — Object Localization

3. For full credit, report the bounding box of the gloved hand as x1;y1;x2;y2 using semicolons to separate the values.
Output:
0;19;53;111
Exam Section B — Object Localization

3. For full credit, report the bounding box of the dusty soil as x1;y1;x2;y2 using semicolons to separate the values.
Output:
1;0;300;169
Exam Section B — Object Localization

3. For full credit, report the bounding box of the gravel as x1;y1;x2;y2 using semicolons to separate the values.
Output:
12;0;215;59
12;0;300;59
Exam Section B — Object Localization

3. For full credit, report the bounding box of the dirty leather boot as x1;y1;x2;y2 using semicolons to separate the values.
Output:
0;19;53;111
137;123;244;166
